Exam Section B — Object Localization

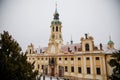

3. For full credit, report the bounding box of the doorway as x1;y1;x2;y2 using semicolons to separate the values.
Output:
51;67;54;76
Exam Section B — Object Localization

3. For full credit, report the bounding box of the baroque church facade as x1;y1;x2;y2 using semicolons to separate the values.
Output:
26;6;118;80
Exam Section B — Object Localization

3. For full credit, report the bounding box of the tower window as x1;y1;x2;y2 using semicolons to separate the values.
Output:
85;43;90;51
56;26;58;32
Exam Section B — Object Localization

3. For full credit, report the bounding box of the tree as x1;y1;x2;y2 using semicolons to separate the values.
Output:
0;31;38;80
108;50;120;80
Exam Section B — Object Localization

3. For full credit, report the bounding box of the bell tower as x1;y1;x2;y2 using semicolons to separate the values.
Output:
47;3;63;54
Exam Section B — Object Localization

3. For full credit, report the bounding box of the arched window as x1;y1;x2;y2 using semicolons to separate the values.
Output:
85;43;89;51
56;26;58;32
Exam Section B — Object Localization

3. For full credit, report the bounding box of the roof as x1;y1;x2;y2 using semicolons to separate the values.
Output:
51;20;61;24
101;44;118;54
61;43;81;53
108;40;114;45
34;43;118;54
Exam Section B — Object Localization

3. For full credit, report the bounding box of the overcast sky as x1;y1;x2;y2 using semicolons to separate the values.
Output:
0;0;120;52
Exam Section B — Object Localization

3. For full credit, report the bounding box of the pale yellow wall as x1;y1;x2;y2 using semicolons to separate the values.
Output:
27;53;112;80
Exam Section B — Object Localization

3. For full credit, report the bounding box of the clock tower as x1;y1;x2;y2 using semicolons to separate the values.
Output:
46;4;63;54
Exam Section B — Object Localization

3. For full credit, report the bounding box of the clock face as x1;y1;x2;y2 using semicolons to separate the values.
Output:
50;45;55;53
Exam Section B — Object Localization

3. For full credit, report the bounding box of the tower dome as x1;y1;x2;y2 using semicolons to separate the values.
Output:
51;3;61;25
107;36;114;49
53;8;59;20
108;40;114;45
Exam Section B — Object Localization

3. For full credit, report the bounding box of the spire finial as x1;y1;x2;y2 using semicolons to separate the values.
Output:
56;1;57;8
55;1;58;13
85;33;88;39
109;35;111;41
70;35;73;44
53;1;59;20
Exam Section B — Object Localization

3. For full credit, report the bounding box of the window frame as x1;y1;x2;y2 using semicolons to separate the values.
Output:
78;67;82;73
85;43;90;51
71;57;74;60
87;67;91;74
56;26;58;32
96;57;100;60
86;57;90;60
78;57;81;60
96;67;101;75
71;66;74;72
65;66;68;72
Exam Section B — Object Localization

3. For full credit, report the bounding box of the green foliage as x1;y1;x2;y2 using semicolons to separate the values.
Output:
108;50;120;80
0;31;38;80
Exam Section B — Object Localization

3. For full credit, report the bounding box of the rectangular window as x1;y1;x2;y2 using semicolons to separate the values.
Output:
96;68;101;75
71;58;74;60
71;66;74;72
65;66;68;72
42;65;44;69
38;64;40;69
87;67;91;74
86;57;90;60
65;58;67;60
78;67;82;73
96;57;99;60
78;57;81;60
